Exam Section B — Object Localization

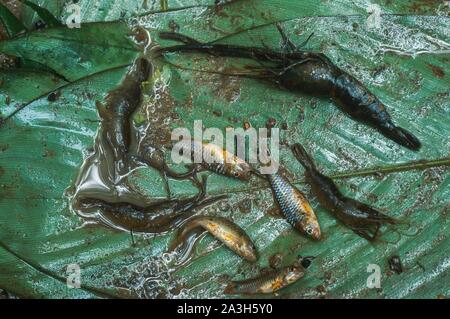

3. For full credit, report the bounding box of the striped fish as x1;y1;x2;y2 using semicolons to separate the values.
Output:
224;263;306;295
268;172;321;240
175;139;253;180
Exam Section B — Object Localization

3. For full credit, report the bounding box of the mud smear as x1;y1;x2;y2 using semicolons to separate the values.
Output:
133;65;178;152
191;57;242;104
427;63;445;78
409;0;442;14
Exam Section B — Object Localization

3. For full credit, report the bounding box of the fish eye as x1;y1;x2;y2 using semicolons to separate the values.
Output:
234;172;240;177
306;226;313;235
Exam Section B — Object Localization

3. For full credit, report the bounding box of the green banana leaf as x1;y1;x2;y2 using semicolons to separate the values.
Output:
19;0;62;27
0;1;26;37
0;0;449;299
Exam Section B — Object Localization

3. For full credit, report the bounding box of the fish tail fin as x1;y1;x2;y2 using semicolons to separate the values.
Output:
168;230;185;253
223;282;237;295
291;143;316;171
375;213;399;225
169;183;227;251
379;122;421;151
355;200;399;225
168;218;199;252
169;221;206;265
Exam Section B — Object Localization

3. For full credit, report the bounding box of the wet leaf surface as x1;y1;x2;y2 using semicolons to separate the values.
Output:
0;0;449;298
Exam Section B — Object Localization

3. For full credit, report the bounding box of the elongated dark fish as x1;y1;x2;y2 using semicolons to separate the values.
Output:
291;143;398;241
224;261;308;295
96;57;152;176
171;215;257;262
174;139;253;180
78;177;226;234
268;172;321;240
158;31;421;151
278;56;421;151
